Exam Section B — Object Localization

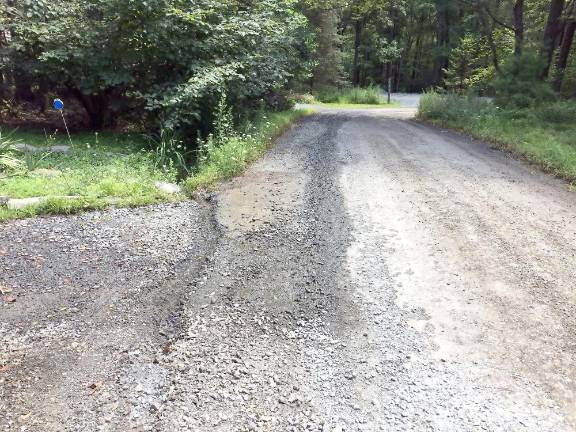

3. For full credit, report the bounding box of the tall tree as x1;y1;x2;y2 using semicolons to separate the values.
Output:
552;0;576;90
541;0;566;78
434;0;451;83
512;0;524;55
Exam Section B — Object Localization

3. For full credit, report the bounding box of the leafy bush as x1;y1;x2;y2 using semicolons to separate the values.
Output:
5;0;311;134
316;86;386;105
288;93;317;104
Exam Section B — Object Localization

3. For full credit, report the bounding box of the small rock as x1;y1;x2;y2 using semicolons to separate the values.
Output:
7;197;45;210
14;143;40;153
287;393;298;403
155;182;182;194
32;168;62;178
51;145;71;153
6;195;81;210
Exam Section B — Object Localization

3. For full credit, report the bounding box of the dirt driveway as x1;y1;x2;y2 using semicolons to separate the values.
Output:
1;108;575;431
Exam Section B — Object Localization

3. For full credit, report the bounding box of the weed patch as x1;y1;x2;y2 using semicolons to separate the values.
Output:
183;108;312;193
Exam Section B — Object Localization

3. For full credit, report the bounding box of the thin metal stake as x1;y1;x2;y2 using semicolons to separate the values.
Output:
59;110;73;148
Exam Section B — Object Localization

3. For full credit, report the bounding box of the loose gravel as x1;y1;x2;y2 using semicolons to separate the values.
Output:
1;109;575;431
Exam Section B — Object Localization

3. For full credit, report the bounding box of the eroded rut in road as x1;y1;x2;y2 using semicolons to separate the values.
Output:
2;109;576;431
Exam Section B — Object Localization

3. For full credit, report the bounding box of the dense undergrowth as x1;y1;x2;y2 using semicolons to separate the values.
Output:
418;93;576;185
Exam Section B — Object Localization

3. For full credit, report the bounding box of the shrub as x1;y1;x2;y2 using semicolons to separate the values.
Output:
536;101;576;124
418;92;493;122
494;54;557;108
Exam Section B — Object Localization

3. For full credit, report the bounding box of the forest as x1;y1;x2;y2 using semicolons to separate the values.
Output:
0;0;575;219
2;0;575;130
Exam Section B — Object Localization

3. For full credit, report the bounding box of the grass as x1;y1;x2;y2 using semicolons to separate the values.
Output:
0;129;181;222
183;109;312;193
418;92;576;185
317;85;387;105
1;108;312;222
291;86;399;108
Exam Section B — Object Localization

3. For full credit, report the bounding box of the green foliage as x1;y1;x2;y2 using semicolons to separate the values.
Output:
418;93;576;185
148;130;191;176
0;132;24;176
418;92;492;121
316;86;387;104
183;106;312;193
3;0;312;133
443;31;513;93
494;55;557;107
304;8;345;89
535;100;576;124
288;93;317;104
0;128;182;221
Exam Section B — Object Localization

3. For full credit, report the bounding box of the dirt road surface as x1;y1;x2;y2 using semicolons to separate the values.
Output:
1;107;576;431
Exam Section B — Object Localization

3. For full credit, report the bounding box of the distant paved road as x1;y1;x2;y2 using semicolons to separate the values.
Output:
391;92;422;108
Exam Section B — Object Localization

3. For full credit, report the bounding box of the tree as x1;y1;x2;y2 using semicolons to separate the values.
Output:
552;0;576;90
2;0;311;132
541;0;566;79
302;6;344;90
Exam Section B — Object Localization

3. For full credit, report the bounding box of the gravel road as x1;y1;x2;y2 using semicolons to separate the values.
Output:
1;107;576;431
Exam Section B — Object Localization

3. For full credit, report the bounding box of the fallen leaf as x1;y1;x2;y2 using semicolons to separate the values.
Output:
0;285;13;294
4;295;16;303
0;364;11;373
88;381;103;392
18;412;32;423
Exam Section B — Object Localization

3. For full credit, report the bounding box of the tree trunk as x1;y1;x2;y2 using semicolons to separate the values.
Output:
541;0;565;78
411;33;422;83
513;0;524;56
552;19;575;91
352;19;363;86
14;80;35;103
479;9;501;73
71;88;112;130
435;0;450;84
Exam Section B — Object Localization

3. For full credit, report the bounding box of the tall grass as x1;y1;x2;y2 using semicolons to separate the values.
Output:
182;108;311;193
0;132;24;175
316;86;387;105
418;92;576;184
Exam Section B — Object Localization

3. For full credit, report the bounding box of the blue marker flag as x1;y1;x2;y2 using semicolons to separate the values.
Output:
53;99;64;110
